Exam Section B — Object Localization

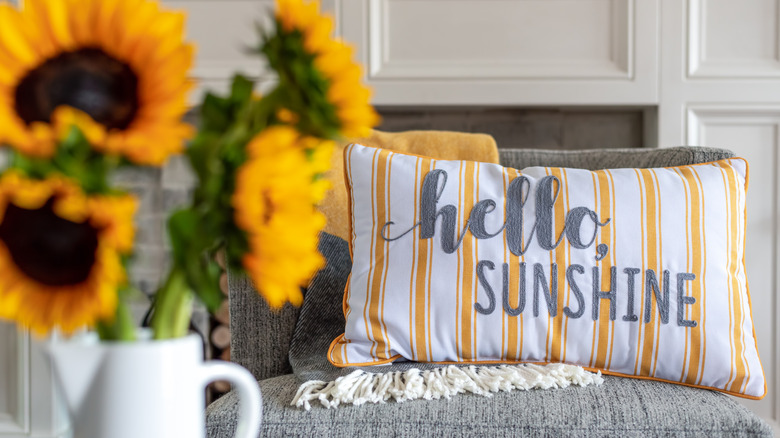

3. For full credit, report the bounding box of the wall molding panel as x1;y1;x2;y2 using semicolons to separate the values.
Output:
344;0;659;105
688;0;780;78
368;0;634;80
0;324;70;438
0;325;29;436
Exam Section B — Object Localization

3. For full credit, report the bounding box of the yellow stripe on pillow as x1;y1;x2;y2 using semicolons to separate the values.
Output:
330;143;766;399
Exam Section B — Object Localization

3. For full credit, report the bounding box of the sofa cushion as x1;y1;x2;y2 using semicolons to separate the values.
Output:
206;374;772;438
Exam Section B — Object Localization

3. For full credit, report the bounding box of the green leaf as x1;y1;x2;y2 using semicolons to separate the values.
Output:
167;209;200;266
230;74;255;106
194;260;223;312
187;132;222;182
166;209;224;313
201;93;232;132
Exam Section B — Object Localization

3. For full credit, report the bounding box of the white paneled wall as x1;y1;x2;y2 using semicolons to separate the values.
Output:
1;0;780;436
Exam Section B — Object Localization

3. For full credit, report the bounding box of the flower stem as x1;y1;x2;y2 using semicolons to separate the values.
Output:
151;267;193;340
96;298;136;341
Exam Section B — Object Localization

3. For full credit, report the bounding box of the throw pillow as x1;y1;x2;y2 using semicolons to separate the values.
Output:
329;143;766;399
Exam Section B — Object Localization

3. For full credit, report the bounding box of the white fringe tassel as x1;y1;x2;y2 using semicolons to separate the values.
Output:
291;363;603;411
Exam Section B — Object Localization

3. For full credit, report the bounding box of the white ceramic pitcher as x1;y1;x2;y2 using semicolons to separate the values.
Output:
48;332;262;438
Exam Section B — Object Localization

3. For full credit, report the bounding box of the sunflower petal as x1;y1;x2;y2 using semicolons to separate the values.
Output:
94;0;122;57
116;0;160;57
40;0;75;49
21;0;60;57
0;5;39;67
127;11;186;68
303;15;334;54
68;0;94;45
51;106;108;145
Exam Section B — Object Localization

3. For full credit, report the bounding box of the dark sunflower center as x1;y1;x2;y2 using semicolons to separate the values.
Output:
14;48;139;130
0;198;99;286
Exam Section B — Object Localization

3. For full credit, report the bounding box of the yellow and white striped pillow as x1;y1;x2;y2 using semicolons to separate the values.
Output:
329;143;765;399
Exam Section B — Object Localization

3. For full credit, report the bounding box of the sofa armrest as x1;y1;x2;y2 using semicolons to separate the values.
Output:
228;273;299;382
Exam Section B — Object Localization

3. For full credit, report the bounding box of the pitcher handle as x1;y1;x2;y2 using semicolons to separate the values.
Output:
200;361;263;438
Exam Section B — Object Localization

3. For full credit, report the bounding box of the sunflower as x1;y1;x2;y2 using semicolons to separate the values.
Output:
299;135;334;203
0;172;137;335
273;0;379;138
231;127;326;308
0;0;194;165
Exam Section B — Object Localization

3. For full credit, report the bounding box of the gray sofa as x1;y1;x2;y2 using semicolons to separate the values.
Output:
206;146;772;437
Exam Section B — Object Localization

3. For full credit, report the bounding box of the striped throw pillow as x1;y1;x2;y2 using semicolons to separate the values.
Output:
329;143;765;399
